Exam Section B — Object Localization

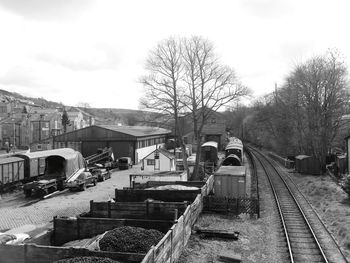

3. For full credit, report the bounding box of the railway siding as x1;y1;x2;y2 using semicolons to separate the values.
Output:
249;146;348;263
272;162;349;263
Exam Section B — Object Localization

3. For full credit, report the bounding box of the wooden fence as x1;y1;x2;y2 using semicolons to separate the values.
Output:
268;152;294;169
81;200;189;220
115;189;201;202
141;175;214;263
203;196;259;216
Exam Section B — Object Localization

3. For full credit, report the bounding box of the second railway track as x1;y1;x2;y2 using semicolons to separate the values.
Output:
248;146;348;263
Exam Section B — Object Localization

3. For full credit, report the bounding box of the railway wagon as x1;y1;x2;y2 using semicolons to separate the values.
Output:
221;154;241;166
200;141;219;166
13;153;45;182
214;166;246;198
228;137;242;144
0;157;25;191
24;148;86;197
225;139;244;163
14;148;78;182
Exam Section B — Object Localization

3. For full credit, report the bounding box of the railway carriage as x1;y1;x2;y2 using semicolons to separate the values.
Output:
200;141;219;166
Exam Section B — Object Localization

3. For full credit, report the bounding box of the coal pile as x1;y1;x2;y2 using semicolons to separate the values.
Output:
54;256;120;263
99;226;164;253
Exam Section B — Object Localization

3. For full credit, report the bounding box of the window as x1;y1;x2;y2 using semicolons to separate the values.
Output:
211;118;216;123
147;159;155;165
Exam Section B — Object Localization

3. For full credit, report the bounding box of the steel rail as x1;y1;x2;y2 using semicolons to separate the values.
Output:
271;158;349;263
244;146;260;217
249;148;294;262
248;146;328;263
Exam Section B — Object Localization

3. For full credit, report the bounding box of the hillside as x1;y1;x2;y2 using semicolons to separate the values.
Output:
0;88;169;128
0;89;63;108
82;107;171;128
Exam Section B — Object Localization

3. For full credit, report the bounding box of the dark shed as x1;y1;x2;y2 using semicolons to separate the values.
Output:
52;125;171;163
295;155;322;175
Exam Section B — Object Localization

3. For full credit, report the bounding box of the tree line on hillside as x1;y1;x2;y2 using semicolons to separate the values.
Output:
232;50;350;171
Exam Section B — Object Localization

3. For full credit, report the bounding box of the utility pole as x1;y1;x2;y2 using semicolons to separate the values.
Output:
13;122;16;152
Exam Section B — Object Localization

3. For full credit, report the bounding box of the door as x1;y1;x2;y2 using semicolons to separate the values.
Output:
81;141;108;157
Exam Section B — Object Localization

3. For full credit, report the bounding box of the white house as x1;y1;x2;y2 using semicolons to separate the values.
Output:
141;148;176;172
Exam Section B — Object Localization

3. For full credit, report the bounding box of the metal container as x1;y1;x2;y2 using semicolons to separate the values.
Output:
214;166;246;198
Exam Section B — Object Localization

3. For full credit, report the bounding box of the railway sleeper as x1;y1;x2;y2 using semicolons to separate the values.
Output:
284;223;310;227
292;255;325;263
292;250;322;257
281;212;304;216
289;237;317;243
285;227;310;232
291;242;319;249
283;218;307;223
287;234;314;239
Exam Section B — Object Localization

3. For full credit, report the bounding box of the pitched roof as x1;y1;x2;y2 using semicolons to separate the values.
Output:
143;147;175;160
295;155;310;160
158;148;175;159
98;125;171;137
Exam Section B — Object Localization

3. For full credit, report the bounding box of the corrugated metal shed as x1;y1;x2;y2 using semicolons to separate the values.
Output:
98;125;170;137
53;125;171;162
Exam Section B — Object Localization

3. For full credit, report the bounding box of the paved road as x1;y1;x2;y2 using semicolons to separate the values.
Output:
0;165;139;233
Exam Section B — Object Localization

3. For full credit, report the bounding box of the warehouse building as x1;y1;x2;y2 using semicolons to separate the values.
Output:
52;125;171;163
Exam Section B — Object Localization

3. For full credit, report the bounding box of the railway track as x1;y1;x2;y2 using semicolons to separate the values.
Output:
248;146;348;263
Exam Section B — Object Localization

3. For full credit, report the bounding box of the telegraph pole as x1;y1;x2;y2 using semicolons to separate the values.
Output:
13;122;16;152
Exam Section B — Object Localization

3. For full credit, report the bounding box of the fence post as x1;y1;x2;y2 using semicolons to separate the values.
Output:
53;215;57;245
90;200;93;215
77;216;81;240
151;246;155;263
146;199;149;219
236;198;239;215
170;229;173;263
107;200;111;218
174;209;178;221
182;213;185;247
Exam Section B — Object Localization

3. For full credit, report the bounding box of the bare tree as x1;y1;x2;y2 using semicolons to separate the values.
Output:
244;50;349;168
182;36;249;179
139;37;189;175
140;36;249;180
287;51;349;167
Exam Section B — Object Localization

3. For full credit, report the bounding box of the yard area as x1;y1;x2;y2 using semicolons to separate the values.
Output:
179;155;284;263
0;165;138;235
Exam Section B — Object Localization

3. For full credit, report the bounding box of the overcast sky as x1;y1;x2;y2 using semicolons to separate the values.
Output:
0;0;349;110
